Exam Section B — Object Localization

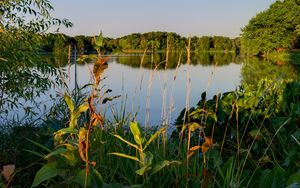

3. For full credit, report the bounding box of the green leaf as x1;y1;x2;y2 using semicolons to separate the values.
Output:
95;32;103;48
113;135;141;151
26;138;52;153
150;160;181;175
23;149;45;158
73;169;91;187
259;167;286;188
44;147;68;159
143;152;153;166
189;122;202;132
64;94;74;113
109;152;142;163
135;166;150;176
74;103;89;117
92;169;103;187
31;162;62;187
249;129;263;140
130;122;144;145
55;127;78;135
287;173;300;186
150;160;170;175
144;127;165;150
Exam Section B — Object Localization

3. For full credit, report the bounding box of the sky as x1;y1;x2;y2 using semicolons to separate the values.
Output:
50;0;276;38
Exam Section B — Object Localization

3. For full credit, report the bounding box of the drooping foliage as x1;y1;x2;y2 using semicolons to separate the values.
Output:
0;0;72;117
241;0;300;55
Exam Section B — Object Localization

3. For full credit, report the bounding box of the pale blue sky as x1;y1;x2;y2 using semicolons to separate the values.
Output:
51;0;276;38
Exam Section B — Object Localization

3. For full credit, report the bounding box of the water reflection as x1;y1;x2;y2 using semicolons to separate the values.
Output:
241;57;299;89
4;51;299;126
115;52;240;69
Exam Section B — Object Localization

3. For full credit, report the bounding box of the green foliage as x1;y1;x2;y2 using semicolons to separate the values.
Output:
241;0;300;55
0;0;72;119
111;122;180;181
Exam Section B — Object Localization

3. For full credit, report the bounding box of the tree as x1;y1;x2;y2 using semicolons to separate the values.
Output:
0;0;72;118
241;0;300;55
196;36;212;51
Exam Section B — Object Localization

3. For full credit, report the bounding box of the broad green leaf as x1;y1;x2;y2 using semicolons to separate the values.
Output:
113;135;141;151
64;94;74;113
73;169;91;187
135;166;150;176
287;173;300;186
150;160;181;175
60;150;77;167
259;167;286;188
150;160;170;175
109;152;142;163
144;127;165;150
31;162;62;187
130;122;143;145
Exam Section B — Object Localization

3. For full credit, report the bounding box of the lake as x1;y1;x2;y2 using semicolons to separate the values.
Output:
67;52;242;126
4;52;298;127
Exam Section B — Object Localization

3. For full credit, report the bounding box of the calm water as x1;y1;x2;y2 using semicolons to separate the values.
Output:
4;52;299;126
67;53;242;126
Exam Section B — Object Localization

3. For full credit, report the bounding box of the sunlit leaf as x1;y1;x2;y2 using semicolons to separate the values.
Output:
113;135;141;151
109;152;142;163
54;127;78;135
74;103;89;117
144;127;165;150
130;122;144;145
189;122;202;132
95;32;103;48
64;94;74;113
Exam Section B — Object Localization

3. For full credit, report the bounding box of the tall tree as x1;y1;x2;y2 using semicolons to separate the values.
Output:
241;0;300;55
0;0;72;117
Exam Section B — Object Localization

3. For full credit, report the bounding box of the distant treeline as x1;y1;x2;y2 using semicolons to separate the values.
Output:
40;32;240;55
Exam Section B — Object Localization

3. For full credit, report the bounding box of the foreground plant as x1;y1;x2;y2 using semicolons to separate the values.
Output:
110;122;180;182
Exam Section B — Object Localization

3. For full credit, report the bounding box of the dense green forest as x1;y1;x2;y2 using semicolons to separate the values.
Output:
40;32;240;55
1;0;300;187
